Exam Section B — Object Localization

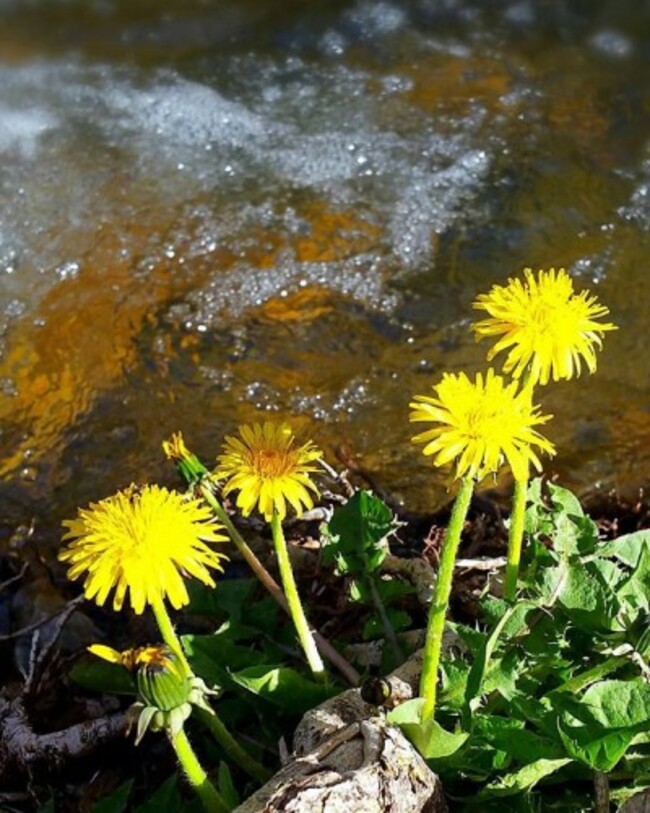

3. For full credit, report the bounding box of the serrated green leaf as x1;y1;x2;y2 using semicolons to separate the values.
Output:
482;648;524;701
480;757;572;797
465;601;536;714
230;665;337;713
547;482;585;518
550;513;583;556
439;658;470;709
557;720;635;773
552;679;650;771
324;491;393;576
552;559;614;631
588;557;625;591
572;679;650;729
616;546;650;615
183;629;267;689
599;531;650;568
474;715;565;764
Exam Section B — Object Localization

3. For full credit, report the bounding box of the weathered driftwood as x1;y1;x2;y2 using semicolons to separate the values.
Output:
0;694;129;783
234;650;447;813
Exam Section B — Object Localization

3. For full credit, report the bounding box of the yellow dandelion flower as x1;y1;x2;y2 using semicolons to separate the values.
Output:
215;422;322;521
88;643;177;673
471;267;617;386
162;432;193;462
410;369;555;482
59;484;228;615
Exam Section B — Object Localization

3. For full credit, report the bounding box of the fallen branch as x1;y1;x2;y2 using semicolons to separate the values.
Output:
0;694;129;783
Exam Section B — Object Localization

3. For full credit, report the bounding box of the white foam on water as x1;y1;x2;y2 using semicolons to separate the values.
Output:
0;105;57;157
106;77;275;151
0;37;495;347
589;29;633;59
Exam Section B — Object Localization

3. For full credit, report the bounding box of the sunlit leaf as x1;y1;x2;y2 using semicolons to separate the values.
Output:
323;490;393;576
551;679;650;771
598;530;650;568
480;758;572;797
183;629;267;690
230;665;337;713
387;698;469;758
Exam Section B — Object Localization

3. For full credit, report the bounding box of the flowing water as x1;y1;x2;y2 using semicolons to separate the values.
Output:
0;0;649;545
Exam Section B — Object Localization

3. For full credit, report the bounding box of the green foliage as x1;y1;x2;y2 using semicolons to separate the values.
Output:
388;698;469;758
89;780;134;813
133;776;189;812
230;664;338;713
391;479;650;810
216;762;240;810
78;775;202;813
69;657;137;696
322;490;412;664
322;490;394;577
182;577;331;753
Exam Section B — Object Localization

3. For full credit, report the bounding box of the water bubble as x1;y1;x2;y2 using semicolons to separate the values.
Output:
55;261;80;280
20;465;39;482
5;299;25;317
0;377;17;396
590;29;632;59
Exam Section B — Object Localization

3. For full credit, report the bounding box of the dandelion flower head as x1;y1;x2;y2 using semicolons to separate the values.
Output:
215;422;322;521
59;484;228;614
410;369;555;482
471;268;617;385
88;643;177;674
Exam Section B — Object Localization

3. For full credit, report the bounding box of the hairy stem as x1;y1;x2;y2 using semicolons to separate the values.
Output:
504;474;528;601
170;726;229;813
270;511;326;681
151;595;192;677
505;371;535;601
420;477;474;723
200;482;358;685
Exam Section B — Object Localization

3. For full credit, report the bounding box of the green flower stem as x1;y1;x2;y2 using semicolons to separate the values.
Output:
151;598;265;784
504;474;528;601
199;482;359;685
151;595;193;678
504;371;534;602
365;574;403;665
270;511;326;681
170;726;229;813
194;705;271;785
420;476;474;723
